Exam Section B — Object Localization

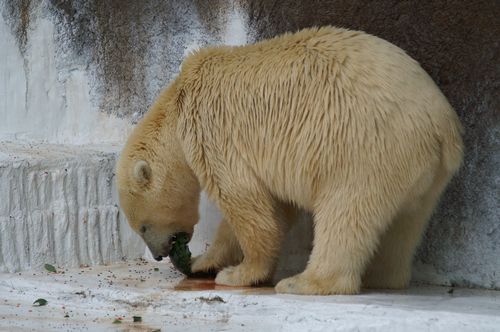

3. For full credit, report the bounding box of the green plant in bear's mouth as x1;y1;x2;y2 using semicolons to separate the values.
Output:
169;232;192;275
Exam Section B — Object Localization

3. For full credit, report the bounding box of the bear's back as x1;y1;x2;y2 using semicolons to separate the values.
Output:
178;26;457;207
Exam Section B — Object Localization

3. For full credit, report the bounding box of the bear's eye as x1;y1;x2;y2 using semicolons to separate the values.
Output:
140;225;147;234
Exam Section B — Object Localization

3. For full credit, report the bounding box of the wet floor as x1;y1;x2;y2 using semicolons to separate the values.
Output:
174;277;276;294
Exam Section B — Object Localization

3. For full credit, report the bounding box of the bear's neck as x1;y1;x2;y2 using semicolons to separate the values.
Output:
155;88;200;197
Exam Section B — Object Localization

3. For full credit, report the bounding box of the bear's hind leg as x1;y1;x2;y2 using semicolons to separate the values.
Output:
214;187;284;286
191;218;243;275
363;168;450;289
361;201;433;289
275;189;395;295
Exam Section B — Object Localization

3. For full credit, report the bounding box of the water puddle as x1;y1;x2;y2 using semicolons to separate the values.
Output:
174;277;275;294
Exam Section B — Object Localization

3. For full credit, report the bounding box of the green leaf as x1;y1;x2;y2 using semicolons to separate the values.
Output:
169;232;192;275
44;264;57;273
112;319;122;324
33;298;48;306
133;316;142;322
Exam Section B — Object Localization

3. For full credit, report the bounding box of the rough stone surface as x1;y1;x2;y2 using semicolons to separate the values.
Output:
0;1;498;289
0;142;145;272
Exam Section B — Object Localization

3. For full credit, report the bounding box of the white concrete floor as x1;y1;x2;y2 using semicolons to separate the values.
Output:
0;259;499;332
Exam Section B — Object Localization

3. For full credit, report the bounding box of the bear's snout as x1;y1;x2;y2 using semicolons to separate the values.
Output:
148;235;175;261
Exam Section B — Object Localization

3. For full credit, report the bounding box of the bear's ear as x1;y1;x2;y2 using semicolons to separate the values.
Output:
133;160;152;185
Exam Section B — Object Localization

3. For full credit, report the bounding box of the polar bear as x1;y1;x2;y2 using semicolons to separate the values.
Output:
116;26;463;295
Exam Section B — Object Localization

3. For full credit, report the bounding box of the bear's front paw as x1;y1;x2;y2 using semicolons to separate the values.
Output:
275;273;360;295
190;254;220;274
215;263;270;287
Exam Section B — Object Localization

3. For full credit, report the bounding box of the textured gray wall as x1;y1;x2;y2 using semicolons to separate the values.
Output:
1;0;498;288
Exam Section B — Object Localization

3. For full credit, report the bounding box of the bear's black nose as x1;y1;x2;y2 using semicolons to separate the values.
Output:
154;256;163;261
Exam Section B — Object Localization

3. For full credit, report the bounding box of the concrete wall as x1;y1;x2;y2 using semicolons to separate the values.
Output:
0;1;498;289
0;142;144;272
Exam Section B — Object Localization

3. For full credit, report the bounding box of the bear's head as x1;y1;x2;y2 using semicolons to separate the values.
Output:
116;91;200;261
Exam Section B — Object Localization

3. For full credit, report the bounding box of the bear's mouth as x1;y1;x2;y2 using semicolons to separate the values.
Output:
153;235;175;261
153;232;191;262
